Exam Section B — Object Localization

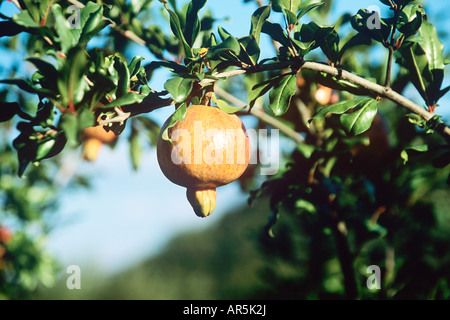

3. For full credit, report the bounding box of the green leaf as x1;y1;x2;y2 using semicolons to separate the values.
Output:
26;58;58;79
396;21;446;107
0;79;38;94
261;21;290;47
397;5;425;38
128;56;145;78
297;143;316;159
38;133;67;161
161;103;187;142
248;75;281;107
282;7;298;26
338;33;372;61
98;92;146;109
423;114;443;134
78;107;95;129
297;2;325;20
59;113;79;147
21;0;40;22
36;139;56;161
419;21;445;71
405;113;426;127
129;126;142;171
113;55;130;98
212;94;245;114
238;35;260;66
351;9;392;43
295;199;317;214
401;145;429;164
78;2;107;44
52;4;77;53
184;0;207;47
340;98;378;135
250;5;271;45
396;42;433;105
58;47;88;107
268;74;297;116
217;25;233;41
160;1;193;58
205;35;241;63
12;10;39;28
272;0;301;14
309;98;371;123
438;85;450;101
164;77;194;103
146;61;188;74
299;22;340;63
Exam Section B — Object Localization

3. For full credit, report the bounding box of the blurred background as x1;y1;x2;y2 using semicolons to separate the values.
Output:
0;0;449;300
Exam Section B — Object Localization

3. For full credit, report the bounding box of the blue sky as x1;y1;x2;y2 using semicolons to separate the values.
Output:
1;0;450;277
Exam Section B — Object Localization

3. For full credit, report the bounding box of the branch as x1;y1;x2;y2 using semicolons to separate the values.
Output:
198;60;293;87
300;61;450;140
198;59;450;141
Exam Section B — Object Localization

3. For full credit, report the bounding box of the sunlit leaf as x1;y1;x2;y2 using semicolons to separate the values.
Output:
268;74;297;116
184;0;207;47
161;103;187;142
340;98;378;135
164;77;194;103
250;5;271;45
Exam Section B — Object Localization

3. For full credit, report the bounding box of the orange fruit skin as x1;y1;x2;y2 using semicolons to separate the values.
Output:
82;125;117;144
157;105;251;217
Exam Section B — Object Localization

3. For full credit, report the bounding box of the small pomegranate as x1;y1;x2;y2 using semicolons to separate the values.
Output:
315;84;339;106
81;124;117;161
157;105;251;218
0;226;12;244
0;226;12;270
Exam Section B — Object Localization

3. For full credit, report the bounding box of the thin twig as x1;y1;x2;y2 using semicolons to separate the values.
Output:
300;61;450;139
215;86;304;144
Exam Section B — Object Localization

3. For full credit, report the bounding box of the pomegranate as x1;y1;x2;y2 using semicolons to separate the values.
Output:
81;124;117;161
315;84;339;106
0;226;12;270
157;105;251;218
0;226;12;244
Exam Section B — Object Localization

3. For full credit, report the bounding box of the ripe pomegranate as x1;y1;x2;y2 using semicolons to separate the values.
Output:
82;124;117;161
157;105;251;218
